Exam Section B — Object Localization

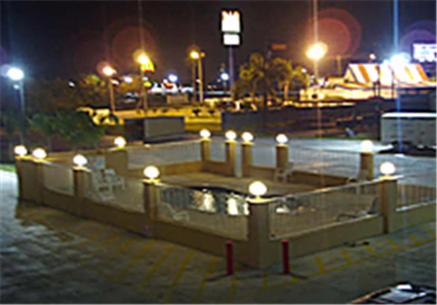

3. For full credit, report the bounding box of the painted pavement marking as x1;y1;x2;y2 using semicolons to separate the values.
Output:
136;245;174;293
315;256;326;274
227;275;238;303
163;250;194;303
193;256;219;302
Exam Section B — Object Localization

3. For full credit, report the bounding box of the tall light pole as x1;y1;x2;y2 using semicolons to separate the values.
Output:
102;64;117;113
134;51;154;113
7;67;25;143
190;49;205;104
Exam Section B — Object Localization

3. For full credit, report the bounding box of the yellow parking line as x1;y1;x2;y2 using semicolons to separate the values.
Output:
385;238;400;251
137;245;174;291
262;272;269;289
193;256;219;303
290;275;300;285
409;234;420;245
364;244;377;256
163;251;194;303
115;240;156;282
340;249;353;265
315;256;326;274
227;275;238;303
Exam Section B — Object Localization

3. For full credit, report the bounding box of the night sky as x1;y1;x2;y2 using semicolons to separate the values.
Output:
1;0;436;83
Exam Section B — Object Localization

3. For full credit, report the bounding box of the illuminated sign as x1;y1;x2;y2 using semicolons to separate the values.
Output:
223;33;240;46
221;10;241;33
413;43;437;63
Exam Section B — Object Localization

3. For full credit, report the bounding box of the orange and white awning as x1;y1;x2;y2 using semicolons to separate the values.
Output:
344;63;433;88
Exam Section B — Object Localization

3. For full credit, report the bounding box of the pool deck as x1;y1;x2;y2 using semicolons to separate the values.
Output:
162;172;316;196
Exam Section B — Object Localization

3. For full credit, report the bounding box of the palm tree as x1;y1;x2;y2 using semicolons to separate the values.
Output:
236;53;292;110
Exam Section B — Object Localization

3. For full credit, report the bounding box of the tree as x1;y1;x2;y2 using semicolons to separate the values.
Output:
29;112;60;150
236;53;292;110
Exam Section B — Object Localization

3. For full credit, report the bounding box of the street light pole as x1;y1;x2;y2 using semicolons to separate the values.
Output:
6;67;26;143
102;64;117;113
198;55;204;104
191;60;197;104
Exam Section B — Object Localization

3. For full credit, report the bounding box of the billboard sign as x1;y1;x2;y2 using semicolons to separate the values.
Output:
413;43;437;63
221;10;241;33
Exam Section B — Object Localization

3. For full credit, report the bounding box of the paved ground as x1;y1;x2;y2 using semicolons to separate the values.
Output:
1;170;435;303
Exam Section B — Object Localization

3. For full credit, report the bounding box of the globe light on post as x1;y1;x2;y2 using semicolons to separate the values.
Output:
199;128;211;139
143;165;160;182
241;131;254;143
73;154;88;168
190;50;201;60
32;148;47;161
380;161;396;177
225;130;237;142
7;67;25;81
114;136;127;149
14;145;27;157
360;140;374;153
123;76;133;83
248;181;268;199
220;72;230;82
276;134;288;145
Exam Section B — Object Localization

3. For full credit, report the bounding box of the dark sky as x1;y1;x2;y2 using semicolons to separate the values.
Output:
1;0;436;83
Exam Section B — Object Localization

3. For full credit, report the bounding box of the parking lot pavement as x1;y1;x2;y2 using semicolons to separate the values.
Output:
1;170;435;303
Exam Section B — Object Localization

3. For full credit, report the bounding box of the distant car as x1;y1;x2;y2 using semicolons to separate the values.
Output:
352;283;436;304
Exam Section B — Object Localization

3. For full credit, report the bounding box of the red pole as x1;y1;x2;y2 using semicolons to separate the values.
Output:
282;240;290;274
226;240;234;275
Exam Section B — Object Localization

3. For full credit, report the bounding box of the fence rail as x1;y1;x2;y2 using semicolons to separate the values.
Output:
397;174;436;209
269;180;380;239
84;170;144;213
42;163;74;196
157;183;248;240
127;140;201;169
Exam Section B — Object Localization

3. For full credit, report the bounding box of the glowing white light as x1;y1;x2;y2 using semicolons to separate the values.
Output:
14;145;27;157
220;72;229;81
390;53;411;66
226;197;239;216
114;136;127;148
241;132;254;143
143;165;160;180
248;181;268;198
225;130;237;141
32;148;47;160
360;140;374;153
199;129;211;139
380;161;396;176
276;134;288;145
7;67;24;81
102;65;116;77
306;42;328;61
168;74;178;83
123;76;133;83
369;53;376;61
73;154;88;167
68;81;75;88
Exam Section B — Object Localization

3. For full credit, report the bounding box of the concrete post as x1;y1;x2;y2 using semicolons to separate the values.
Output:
379;177;398;233
225;140;237;177
105;148;128;175
276;144;288;169
359;152;374;180
15;157;26;200
247;198;275;268
241;142;253;177
200;139;211;162
143;179;160;234
73;168;89;216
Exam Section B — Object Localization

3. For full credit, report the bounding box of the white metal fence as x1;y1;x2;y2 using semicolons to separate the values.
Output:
42;163;74;196
127;140;201;169
269;180;380;239
157;183;248;240
84;170;144;213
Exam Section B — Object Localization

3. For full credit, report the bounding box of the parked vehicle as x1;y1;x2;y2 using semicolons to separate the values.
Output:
352;283;436;304
381;112;437;149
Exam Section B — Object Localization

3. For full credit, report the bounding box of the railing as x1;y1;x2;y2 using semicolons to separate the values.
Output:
210;140;226;162
269;180;380;239
157;183;248;240
127;140;201;169
290;148;360;177
84;170;145;213
42;162;74;196
397;173;436;209
252;142;275;167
